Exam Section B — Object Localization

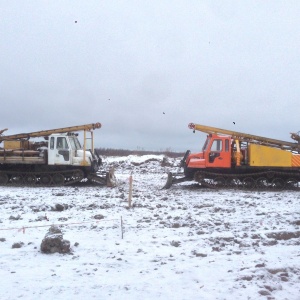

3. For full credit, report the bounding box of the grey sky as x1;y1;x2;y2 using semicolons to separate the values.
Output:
1;1;300;152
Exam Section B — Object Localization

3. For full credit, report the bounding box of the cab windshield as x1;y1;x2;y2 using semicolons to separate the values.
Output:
69;137;82;150
202;137;210;151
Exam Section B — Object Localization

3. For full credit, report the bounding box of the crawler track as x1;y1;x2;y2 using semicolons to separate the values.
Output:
0;169;85;187
193;170;300;190
164;170;300;190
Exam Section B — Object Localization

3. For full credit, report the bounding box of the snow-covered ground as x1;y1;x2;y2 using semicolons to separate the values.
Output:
0;155;300;300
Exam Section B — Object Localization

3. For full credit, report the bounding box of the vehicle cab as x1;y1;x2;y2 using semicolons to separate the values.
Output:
47;133;99;171
186;134;231;169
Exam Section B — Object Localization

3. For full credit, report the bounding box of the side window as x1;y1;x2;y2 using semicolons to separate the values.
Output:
210;139;222;151
50;137;54;150
56;137;69;149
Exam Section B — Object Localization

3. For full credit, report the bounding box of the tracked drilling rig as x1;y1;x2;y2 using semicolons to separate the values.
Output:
0;123;115;187
164;123;300;189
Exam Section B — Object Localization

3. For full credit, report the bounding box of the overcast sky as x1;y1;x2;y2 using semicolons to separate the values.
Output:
1;1;300;152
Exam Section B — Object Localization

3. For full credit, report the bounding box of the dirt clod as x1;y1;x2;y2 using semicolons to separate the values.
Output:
40;225;71;254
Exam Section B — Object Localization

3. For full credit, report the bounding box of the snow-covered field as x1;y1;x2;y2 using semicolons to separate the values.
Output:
0;155;300;300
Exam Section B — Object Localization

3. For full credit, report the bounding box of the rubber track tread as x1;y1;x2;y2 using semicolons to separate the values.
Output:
193;170;300;190
0;169;84;187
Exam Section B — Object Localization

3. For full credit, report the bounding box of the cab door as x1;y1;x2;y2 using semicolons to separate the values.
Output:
48;136;71;165
205;137;231;168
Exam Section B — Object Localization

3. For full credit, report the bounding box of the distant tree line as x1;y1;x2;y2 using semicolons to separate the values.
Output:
95;148;185;158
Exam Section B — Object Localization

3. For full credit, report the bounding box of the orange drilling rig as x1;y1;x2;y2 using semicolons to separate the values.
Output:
164;123;300;189
0;123;115;186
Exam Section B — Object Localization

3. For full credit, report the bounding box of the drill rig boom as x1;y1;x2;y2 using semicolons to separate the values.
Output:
189;123;300;152
0;123;101;143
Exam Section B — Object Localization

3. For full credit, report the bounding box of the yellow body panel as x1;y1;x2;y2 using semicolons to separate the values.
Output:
248;144;292;167
3;140;29;150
